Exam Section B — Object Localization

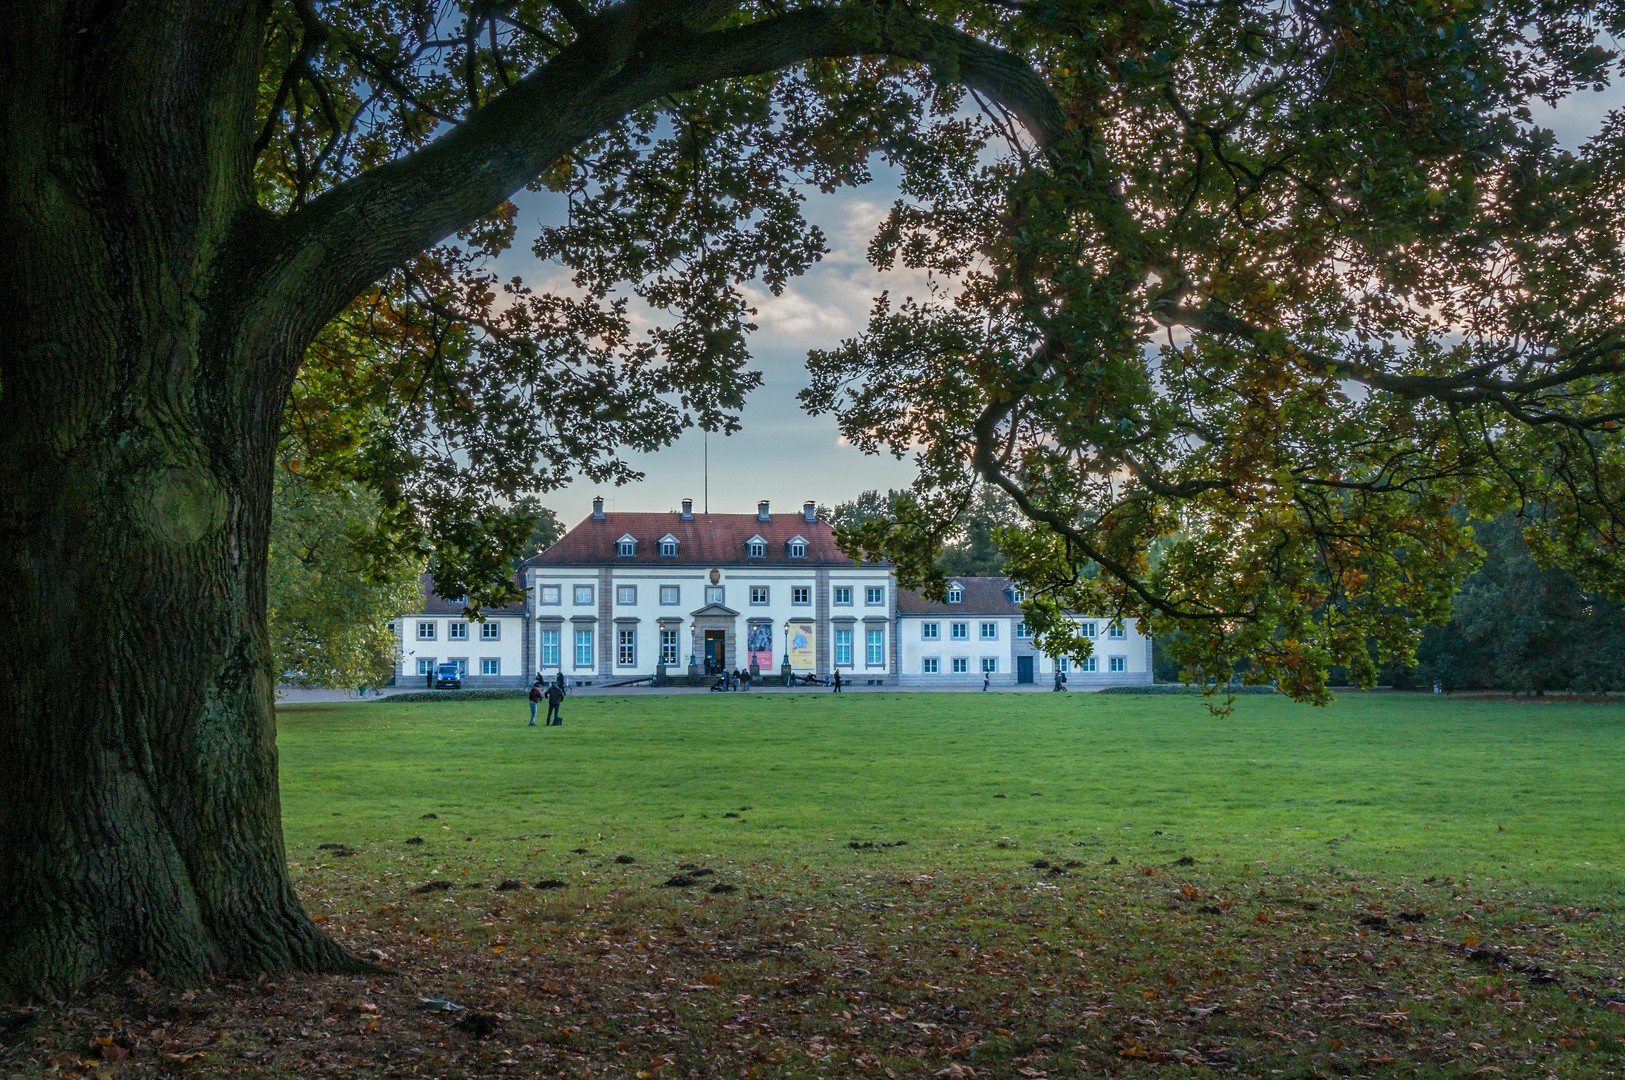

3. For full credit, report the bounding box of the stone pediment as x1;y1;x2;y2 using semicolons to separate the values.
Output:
689;602;739;618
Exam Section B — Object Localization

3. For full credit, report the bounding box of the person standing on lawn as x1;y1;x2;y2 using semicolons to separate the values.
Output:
832;670;842;694
528;678;543;725
544;679;566;726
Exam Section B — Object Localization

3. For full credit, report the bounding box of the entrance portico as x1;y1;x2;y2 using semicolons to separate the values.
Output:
689;602;738;675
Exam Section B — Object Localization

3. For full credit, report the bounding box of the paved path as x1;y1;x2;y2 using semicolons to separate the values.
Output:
277;683;1085;701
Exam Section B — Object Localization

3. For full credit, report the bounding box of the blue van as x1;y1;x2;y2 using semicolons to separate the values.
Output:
433;662;462;689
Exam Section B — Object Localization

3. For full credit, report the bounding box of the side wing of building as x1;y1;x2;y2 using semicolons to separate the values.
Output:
895;577;1153;688
391;573;529;687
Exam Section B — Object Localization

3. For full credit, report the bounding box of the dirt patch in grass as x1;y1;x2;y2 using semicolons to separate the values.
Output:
6;866;1622;1079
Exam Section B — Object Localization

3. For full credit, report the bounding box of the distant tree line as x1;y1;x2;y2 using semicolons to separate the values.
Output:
1406;515;1625;694
1150;513;1625;694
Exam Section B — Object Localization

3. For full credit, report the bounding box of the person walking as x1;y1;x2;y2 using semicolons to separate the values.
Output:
982;671;990;692
528;678;543;725
544;679;566;726
832;670;842;694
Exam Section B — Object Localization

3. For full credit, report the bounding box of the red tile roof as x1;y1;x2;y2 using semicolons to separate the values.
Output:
416;573;527;615
896;576;1022;615
524;512;883;568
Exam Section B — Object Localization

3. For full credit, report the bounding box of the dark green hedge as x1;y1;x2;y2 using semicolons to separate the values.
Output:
1097;684;1279;695
386;688;535;702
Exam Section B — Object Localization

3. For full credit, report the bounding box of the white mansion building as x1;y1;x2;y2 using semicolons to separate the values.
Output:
393;498;1152;689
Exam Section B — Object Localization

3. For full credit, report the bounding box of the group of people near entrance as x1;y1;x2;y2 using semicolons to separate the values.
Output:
528;673;566;726
710;667;754;692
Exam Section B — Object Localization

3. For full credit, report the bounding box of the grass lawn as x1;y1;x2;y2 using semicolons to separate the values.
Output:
15;692;1625;1079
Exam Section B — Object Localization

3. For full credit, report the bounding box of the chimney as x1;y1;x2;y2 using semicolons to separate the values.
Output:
803;501;816;523
757;500;770;523
592;496;605;520
680;499;694;521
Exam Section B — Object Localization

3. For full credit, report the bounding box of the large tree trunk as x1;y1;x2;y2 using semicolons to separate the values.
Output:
0;0;351;1001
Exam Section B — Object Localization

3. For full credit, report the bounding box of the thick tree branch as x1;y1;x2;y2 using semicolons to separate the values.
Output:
1164;304;1625;421
254;2;1065;378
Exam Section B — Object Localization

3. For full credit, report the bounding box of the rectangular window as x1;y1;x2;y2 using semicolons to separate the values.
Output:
450;659;468;676
660;627;678;665
448;621;468;640
834;629;852;666
617;539;636;557
660;585;680;605
1080;656;1096;673
922;657;939;674
979;621;997;640
921;622;939;640
1080;621;1097;639
417;621;436;640
660;539;677;557
480;658;500;676
618;627;636;666
1108;623;1126;639
1109;655;1126;673
574;629;593;667
866;629;883;665
416;658;434;676
950;622;968;641
1056;656;1069;673
541;629;560;667
951;657;968;674
748;541;765;558
791;585;810;605
833;586;852;605
705;585;725;605
481;621;500;640
617;584;636;605
539;585;561;605
574;585;594;606
750;586;769;605
1015;622;1030;638
982;657;998;674
865;586;885;606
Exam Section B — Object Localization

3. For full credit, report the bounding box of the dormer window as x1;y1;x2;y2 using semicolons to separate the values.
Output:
1007;586;1026;602
659;534;678;557
616;534;637;557
746;535;766;558
946;582;963;604
787;535;807;558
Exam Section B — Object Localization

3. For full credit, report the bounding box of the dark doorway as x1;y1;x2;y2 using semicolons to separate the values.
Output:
1016;655;1034;684
704;631;726;675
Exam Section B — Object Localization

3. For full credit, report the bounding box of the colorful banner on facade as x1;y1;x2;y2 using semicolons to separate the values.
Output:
785;621;815;670
746;623;773;669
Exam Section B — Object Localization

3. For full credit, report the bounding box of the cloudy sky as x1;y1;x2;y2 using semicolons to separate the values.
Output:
498;85;1622;528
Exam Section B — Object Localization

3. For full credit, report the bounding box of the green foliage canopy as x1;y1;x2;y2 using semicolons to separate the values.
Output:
268;462;424;690
254;0;1625;703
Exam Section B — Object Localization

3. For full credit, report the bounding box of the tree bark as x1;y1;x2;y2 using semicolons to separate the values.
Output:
0;0;357;1001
